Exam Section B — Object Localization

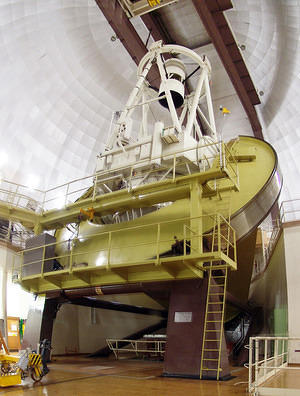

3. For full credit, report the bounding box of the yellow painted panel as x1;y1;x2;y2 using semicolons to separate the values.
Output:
20;136;278;292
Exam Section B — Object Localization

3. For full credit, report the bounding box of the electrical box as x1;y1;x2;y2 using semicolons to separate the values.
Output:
23;233;56;277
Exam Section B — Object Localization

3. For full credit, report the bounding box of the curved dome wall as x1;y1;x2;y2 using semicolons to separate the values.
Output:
0;0;136;189
227;0;300;202
0;0;299;205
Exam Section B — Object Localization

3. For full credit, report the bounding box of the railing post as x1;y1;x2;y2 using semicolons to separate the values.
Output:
264;339;268;379
42;191;46;214
274;338;279;374
20;251;24;280
183;224;186;256
129;166;133;191
248;337;253;394
172;154;176;181
14;185;20;206
217;214;221;253
107;232;112;270
41;246;46;277
69;240;74;272
156;223;160;265
233;229;237;263
7;220;12;242
92;173;98;201
254;338;259;395
226;218;230;256
65;183;70;206
219;141;223;168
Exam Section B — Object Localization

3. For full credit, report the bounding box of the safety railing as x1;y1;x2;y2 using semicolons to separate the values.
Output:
0;221;34;249
14;213;236;279
0;180;44;213
280;199;300;223
41;140;228;210
219;141;239;191
106;338;166;359
0;140;239;214
263;223;281;266
256;199;300;272
95;140;238;194
248;336;300;395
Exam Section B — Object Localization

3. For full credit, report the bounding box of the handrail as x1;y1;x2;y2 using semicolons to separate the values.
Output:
280;199;300;223
0;221;34;248
15;212;237;279
106;338;166;359
248;336;300;395
0;139;239;216
253;199;300;276
19;213;227;254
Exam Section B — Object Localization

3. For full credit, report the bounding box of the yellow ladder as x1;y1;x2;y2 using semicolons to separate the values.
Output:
200;266;228;380
0;329;9;355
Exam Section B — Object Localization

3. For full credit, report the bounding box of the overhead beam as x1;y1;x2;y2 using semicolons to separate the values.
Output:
67;296;168;318
141;12;173;44
46;282;253;314
192;0;263;138
94;0;160;86
94;0;146;64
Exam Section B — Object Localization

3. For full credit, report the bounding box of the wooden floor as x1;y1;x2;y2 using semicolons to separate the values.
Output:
0;355;250;395
262;366;300;389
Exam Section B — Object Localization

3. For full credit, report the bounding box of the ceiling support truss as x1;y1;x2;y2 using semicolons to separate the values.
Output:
192;0;263;138
95;1;263;137
94;0;160;86
94;0;146;65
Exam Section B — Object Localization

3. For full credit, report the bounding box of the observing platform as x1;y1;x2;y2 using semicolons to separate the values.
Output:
15;212;237;293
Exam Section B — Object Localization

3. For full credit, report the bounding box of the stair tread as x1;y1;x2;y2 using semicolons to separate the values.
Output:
206;320;223;322
207;311;223;313
203;349;219;351
202;368;220;371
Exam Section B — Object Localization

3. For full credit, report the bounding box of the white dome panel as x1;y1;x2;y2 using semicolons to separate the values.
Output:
0;0;137;189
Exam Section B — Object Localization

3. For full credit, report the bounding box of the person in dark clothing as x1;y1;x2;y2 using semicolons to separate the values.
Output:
172;236;184;255
53;258;63;271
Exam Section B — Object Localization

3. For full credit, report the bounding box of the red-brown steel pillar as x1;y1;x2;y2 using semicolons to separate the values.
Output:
163;278;231;379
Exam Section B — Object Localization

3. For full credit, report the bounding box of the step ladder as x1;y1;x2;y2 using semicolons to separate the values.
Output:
200;266;228;380
0;329;9;355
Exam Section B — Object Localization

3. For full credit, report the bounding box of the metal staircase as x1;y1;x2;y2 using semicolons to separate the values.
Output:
200;266;228;380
